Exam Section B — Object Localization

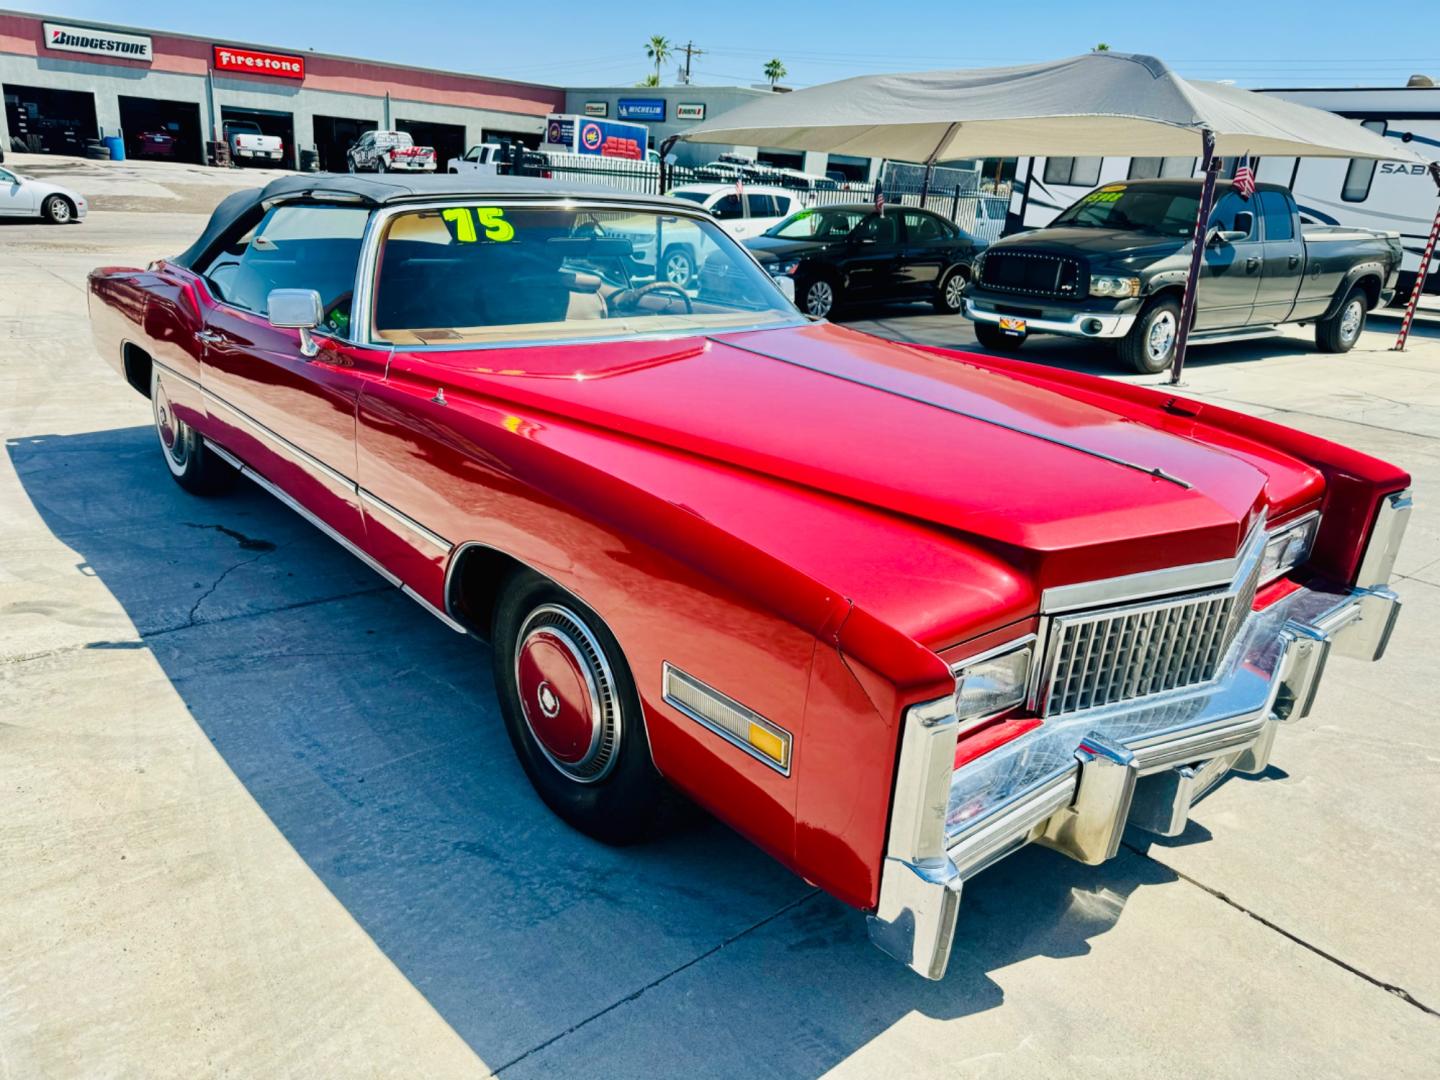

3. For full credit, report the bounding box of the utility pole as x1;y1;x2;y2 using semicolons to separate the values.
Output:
679;41;704;85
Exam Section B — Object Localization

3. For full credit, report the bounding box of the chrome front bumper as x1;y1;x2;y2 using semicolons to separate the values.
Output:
868;578;1403;980
965;296;1137;339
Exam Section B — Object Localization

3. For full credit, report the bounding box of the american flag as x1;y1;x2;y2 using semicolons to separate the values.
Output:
875;186;885;214
735;174;744;200
1233;153;1256;199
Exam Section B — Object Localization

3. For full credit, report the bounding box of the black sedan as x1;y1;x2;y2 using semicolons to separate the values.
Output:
715;204;985;318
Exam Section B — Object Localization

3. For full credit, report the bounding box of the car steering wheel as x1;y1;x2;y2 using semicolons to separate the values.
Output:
608;281;694;315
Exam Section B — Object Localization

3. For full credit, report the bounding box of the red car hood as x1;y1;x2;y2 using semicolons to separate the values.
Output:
396;322;1314;594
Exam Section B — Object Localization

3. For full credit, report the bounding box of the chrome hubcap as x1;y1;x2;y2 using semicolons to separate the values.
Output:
152;383;189;469
945;274;964;307
1340;299;1364;341
807;281;834;317
515;604;620;783
1147;311;1177;361
51;200;69;222
664;253;691;286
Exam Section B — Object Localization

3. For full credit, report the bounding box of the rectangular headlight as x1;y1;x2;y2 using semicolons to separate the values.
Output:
1260;513;1321;584
1089;275;1140;298
954;640;1034;725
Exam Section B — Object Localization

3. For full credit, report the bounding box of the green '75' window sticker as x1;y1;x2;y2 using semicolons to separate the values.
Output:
442;206;516;242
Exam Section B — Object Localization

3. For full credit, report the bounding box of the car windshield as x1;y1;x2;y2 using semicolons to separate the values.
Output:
1052;184;1200;237
372;204;798;345
767;208;868;239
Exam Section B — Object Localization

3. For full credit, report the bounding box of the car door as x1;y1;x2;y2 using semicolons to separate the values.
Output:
1197;191;1262;330
898;210;956;294
0;167;35;216
1253;190;1306;324
193;202;385;547
841;211;905;298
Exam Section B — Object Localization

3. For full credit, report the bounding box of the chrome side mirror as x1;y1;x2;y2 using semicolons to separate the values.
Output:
774;276;796;303
267;288;323;357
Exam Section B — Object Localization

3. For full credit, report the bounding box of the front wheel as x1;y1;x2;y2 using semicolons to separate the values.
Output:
151;368;233;494
660;245;694;288
1316;287;1367;353
1117;296;1181;374
376;157;388;173
974;321;1026;352
492;570;674;845
933;268;968;314
42;195;73;224
346;156;357;173
800;276;840;319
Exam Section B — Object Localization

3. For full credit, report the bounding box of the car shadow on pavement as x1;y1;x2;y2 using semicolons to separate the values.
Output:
10;424;1185;1079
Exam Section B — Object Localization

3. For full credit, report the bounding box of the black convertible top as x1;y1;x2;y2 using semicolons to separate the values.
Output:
173;171;692;270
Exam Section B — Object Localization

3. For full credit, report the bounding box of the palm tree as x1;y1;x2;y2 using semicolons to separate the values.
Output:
645;36;672;84
764;58;787;87
637;72;660;87
1093;43;1111;52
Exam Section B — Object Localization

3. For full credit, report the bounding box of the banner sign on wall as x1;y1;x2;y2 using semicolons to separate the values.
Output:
617;98;665;122
213;45;306;80
584;101;608;117
676;103;706;120
43;22;153;62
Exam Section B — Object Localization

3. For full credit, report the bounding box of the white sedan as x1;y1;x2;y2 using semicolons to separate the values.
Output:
669;183;805;240
0;165;86;223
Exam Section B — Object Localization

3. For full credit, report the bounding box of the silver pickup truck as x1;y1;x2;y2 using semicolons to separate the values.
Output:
964;179;1403;372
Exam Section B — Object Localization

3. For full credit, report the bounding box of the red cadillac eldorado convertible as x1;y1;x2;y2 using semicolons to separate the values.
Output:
88;175;1411;979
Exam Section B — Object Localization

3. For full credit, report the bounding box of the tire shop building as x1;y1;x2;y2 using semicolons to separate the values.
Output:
563;84;881;180
0;10;563;169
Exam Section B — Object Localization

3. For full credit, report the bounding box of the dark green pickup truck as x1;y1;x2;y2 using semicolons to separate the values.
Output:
963;178;1403;373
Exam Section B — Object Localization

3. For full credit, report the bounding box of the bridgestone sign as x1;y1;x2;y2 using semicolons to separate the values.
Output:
43;22;153;62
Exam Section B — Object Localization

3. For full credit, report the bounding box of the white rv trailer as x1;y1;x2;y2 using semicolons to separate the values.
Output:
1006;80;1440;298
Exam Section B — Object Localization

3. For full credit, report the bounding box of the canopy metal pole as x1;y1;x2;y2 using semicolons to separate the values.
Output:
1170;128;1219;385
1392;161;1440;352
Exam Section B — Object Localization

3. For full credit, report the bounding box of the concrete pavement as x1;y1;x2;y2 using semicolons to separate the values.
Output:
2;197;1438;1078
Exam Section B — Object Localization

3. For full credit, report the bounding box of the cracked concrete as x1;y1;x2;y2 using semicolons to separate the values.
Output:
2;174;1439;1078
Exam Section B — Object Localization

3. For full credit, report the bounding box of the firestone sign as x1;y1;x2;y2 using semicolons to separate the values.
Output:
213;45;306;80
43;22;153;62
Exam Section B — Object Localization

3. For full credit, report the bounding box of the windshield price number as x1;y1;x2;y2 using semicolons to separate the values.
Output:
442;206;516;242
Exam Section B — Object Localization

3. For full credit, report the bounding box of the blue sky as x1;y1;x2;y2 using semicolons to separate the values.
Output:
33;1;1440;89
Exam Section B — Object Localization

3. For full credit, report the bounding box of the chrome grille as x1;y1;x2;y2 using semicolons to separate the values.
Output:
1042;547;1263;717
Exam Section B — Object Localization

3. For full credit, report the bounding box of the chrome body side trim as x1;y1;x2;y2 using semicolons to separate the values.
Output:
203;436;466;636
869;577;1402;980
204;436;400;588
359;487;453;551
202;390;356;495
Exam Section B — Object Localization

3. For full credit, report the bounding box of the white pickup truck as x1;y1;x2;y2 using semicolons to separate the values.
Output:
223;120;283;166
447;143;504;175
347;130;436;173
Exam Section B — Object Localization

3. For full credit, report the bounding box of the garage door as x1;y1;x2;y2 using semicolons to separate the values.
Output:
220;106;295;170
3;84;97;156
118;96;203;165
396;119;465;172
313;115;377;173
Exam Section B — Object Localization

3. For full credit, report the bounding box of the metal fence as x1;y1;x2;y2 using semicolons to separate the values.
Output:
500;153;1010;242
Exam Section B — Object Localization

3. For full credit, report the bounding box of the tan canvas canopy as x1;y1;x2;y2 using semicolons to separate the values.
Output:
682;52;1428;163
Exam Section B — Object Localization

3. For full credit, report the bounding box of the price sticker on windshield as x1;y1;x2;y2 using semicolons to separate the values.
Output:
441;206;516;242
1079;186;1125;205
